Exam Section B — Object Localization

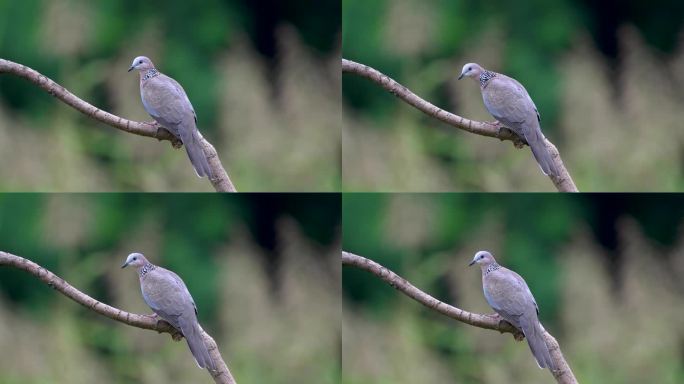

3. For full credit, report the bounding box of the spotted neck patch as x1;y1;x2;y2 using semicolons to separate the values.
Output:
142;69;159;81
139;262;156;278
479;70;496;87
484;263;500;276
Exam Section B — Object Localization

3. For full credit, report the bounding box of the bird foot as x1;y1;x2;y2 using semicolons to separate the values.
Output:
490;121;518;145
489;314;524;340
148;313;172;333
147;121;183;148
148;315;182;341
512;138;526;149
488;122;527;148
171;331;184;342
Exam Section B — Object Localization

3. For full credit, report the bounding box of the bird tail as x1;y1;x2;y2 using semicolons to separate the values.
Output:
180;316;215;371
184;132;213;179
521;317;555;371
527;130;558;177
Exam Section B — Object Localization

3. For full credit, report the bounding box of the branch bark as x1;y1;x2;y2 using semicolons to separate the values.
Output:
0;251;236;384
0;58;236;192
342;58;578;192
342;251;578;384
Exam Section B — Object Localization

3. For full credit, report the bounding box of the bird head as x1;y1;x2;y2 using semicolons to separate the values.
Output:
469;250;495;266
128;56;154;72
121;252;147;268
458;63;484;80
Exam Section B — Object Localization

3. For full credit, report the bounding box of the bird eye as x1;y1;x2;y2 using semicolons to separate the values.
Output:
138;60;143;64
468;67;472;71
133;257;137;260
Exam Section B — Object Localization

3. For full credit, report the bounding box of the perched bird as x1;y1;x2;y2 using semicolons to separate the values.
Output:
469;250;555;370
121;252;215;370
458;63;558;177
128;56;212;178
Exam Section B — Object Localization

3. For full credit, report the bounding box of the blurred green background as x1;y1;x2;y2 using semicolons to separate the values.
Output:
0;193;341;383
0;0;341;191
342;193;684;383
342;0;684;191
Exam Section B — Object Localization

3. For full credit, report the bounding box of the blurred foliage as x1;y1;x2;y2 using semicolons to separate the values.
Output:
0;193;341;383
342;0;684;191
0;0;341;191
342;193;684;383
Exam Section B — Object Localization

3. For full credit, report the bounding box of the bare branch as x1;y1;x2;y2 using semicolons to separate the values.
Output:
0;58;236;192
342;251;577;384
0;251;237;384
342;58;578;192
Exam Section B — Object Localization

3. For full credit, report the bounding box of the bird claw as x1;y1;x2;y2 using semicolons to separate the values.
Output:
490;314;524;340
171;331;184;342
151;124;183;148
488;121;527;148
148;315;182;341
147;313;166;329
489;313;509;334
490;121;514;143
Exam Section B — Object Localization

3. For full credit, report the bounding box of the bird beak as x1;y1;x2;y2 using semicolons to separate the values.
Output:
468;259;476;266
121;260;130;268
127;65;135;72
458;73;464;80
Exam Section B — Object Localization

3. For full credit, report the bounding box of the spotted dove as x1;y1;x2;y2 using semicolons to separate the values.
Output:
128;56;212;178
121;252;215;370
459;63;558;177
469;250;555;370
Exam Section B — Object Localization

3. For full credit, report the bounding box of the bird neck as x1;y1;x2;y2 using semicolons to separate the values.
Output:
482;262;500;277
141;68;159;82
138;262;156;278
479;70;496;88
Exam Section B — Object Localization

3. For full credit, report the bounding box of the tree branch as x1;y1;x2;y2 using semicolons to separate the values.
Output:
342;58;578;192
342;251;577;384
0;58;236;192
0;251;236;384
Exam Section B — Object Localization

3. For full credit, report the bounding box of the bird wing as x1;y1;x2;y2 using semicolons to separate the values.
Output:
510;269;539;314
141;267;194;328
483;267;538;327
482;75;538;134
166;76;197;124
168;269;198;315
141;74;193;131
